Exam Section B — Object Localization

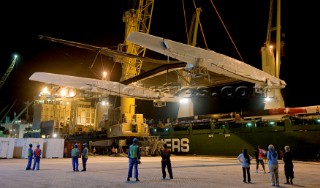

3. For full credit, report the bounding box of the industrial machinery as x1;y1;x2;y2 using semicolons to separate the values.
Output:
108;0;164;154
36;0;164;155
261;0;285;109
0;54;19;137
98;0;165;155
0;54;18;90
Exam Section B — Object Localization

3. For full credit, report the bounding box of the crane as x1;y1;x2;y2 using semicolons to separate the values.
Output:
261;0;285;109
38;1;154;118
0;100;17;124
0;54;18;90
118;0;154;116
11;99;35;124
177;7;202;118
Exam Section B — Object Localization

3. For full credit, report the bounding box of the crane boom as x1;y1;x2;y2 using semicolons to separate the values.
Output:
120;0;154;81
0;55;18;89
11;99;35;123
119;0;154;116
0;100;17;124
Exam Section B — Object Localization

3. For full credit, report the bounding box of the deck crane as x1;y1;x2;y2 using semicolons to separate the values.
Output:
0;54;18;90
0;102;15;136
261;0;285;109
117;0;154;118
11;99;35;124
176;7;202;118
0;100;17;124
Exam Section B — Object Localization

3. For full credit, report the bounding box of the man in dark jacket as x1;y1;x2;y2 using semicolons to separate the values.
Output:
160;144;173;179
283;145;294;184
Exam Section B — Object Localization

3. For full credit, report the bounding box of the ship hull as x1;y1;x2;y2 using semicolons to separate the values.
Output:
150;115;320;160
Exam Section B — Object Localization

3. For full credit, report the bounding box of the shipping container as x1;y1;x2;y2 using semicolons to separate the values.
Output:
43;138;64;158
14;138;45;158
64;140;83;158
0;138;15;158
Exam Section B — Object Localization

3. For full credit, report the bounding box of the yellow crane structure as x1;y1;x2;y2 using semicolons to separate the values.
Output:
36;1;156;141
117;0;154;117
38;1;154;122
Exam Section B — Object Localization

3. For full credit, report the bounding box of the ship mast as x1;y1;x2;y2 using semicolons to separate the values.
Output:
275;0;281;78
262;0;285;109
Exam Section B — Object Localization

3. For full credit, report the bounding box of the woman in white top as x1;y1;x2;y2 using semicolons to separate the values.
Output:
237;149;253;183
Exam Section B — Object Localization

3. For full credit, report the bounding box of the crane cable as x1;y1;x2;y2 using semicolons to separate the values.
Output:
89;48;118;80
208;0;245;62
192;0;209;49
182;0;189;43
182;0;209;49
180;0;246;88
182;0;244;62
265;0;274;46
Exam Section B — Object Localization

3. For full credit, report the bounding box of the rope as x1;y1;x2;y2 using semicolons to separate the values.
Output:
265;0;274;46
182;0;189;43
180;0;243;61
198;19;209;50
209;0;244;62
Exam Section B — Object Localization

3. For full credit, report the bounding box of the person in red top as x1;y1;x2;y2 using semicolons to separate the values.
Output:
160;144;173;179
254;145;266;173
32;144;42;170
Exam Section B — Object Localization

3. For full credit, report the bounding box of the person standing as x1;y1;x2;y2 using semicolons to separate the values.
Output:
71;144;79;172
267;144;279;187
127;138;141;182
32;144;42;171
92;147;96;157
237;149;252;183
283;145;294;184
114;147;118;156
160;144;173;179
254;145;266;173
26;144;33;170
81;143;88;171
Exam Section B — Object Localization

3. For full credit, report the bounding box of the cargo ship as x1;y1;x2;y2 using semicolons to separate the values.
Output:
149;106;320;161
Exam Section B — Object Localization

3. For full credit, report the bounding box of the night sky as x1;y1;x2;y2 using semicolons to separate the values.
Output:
0;0;317;120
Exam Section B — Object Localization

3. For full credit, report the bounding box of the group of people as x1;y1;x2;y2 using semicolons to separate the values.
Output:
126;138;173;182
59;137;171;182
28;139;295;186
26;142;89;172
237;144;294;187
70;143;89;172
25;143;42;171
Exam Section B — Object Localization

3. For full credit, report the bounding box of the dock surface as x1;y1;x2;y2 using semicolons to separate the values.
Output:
1;155;319;188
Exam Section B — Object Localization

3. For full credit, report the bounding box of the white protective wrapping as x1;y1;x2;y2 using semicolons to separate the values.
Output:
127;32;286;90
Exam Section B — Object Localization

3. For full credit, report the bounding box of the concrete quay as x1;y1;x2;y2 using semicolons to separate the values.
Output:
0;155;319;188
